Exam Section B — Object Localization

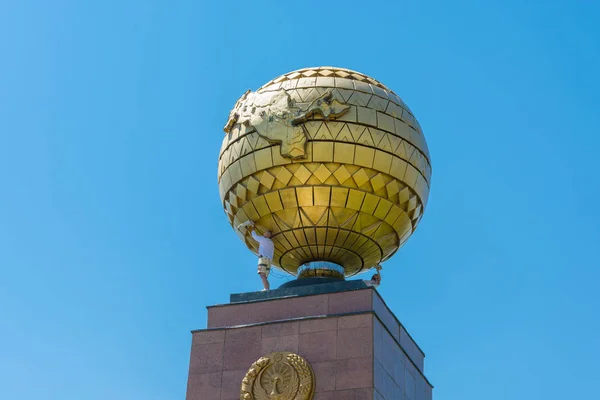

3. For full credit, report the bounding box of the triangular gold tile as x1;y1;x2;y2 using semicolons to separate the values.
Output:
335;124;354;142
369;128;385;146
328;209;340;228
287;89;302;103
315;208;330;226
378;134;393;152
300;206;328;226
246;132;260;150
388;134;401;153
330;208;359;229
273;209;297;230
353;214;380;235
348;124;366;141
326;121;345;138
362;220;382;237
335;88;354;102
303;121;322;139
357;129;376;147
349;91;372;107
297;88;317;102
314;123;332;140
239;137;253;156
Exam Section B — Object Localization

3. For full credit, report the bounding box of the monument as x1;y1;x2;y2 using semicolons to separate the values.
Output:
186;67;433;399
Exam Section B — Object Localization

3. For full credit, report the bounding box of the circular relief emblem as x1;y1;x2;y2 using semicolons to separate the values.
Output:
240;352;315;400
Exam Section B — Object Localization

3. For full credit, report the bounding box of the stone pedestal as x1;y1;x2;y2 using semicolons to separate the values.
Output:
186;281;433;400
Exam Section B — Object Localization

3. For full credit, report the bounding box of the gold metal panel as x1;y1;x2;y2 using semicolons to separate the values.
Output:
393;213;412;236
336;105;357;123
271;145;289;166
373;150;392;174
325;229;338;246
346;189;366;211
330;187;349;207
242;202;260;222
259;171;275;189
354;80;372;94
228;161;242;185
374;199;393;220
313;186;331;206
361;193;380;215
353;146;375;169
315;76;335;87
403;164;419;187
254;148;273;171
398;187;411;205
384;205;402;226
240;154;257;177
334;77;355;90
402;109;416;129
333;142;355;164
296;76;317;88
296;187;313;207
415;175;430;207
304;228;316;245
228;191;239;208
312;141;334;162
386;102;403;118
220;169;231;194
332;165;351;184
275;166;293;185
357;106;378;127
279;188;298;209
313;164;332;183
246;176;260;195
293;164;312;184
370;173;386;192
334;230;350;247
394;118;413;142
386;179;401;198
371;84;388;99
235;185;247;202
315;227;328;245
390;157;408;181
264;192;284;213
252;196;271;217
368;96;389;114
334;88;354;103
352;168;370;187
377;111;395;133
348;91;372;107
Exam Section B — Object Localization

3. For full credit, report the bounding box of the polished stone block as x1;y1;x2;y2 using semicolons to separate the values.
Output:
186;282;432;400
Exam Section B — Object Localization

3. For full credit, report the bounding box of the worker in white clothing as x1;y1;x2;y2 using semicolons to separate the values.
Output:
365;272;381;288
247;222;274;291
365;264;382;288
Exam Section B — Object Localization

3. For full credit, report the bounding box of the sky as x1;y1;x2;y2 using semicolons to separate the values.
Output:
0;1;599;399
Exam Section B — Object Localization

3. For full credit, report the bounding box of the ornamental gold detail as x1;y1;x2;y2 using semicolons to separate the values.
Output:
224;89;350;159
219;66;432;276
240;352;315;400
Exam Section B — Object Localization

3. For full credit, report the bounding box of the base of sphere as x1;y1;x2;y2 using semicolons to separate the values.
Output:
296;261;345;280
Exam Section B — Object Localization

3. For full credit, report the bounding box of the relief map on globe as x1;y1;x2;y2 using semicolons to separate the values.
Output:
218;67;431;277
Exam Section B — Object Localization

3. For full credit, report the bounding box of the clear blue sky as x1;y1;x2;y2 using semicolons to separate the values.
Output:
1;1;599;399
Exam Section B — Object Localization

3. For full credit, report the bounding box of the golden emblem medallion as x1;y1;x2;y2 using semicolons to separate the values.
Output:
240;352;315;400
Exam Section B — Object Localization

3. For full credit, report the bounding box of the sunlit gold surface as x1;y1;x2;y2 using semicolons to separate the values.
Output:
240;352;315;400
297;267;345;280
219;67;431;276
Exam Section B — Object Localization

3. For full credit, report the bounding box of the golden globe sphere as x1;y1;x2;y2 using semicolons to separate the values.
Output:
218;67;431;277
